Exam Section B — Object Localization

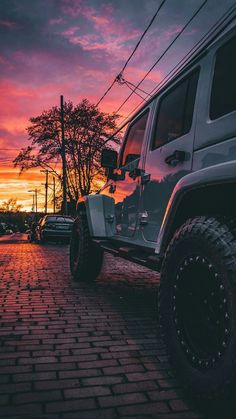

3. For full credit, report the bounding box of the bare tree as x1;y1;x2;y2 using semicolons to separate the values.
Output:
14;99;120;205
0;198;23;212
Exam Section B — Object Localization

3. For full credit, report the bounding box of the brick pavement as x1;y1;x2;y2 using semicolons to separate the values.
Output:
0;238;218;418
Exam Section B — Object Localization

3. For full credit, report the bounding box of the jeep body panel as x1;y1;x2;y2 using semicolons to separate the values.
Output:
138;66;200;243
193;135;236;171
77;195;115;238
100;102;156;245
155;160;236;255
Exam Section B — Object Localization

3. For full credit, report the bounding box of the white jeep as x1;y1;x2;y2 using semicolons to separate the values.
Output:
70;17;236;399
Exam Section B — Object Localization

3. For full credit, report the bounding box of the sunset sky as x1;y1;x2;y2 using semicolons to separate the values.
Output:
0;0;234;211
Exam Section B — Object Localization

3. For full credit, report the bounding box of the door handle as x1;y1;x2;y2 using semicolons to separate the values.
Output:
165;150;186;166
129;168;151;184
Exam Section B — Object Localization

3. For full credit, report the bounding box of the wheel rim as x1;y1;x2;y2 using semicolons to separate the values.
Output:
173;255;230;370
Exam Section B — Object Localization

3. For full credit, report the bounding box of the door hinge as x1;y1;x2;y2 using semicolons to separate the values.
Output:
139;211;149;225
141;172;151;185
105;214;115;224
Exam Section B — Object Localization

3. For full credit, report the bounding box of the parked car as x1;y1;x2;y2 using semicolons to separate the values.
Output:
0;224;5;235
36;215;74;243
70;18;236;399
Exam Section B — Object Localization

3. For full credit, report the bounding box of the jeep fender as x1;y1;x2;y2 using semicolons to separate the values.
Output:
155;160;236;256
76;194;115;238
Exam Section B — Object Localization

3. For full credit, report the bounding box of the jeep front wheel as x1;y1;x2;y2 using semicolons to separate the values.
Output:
159;216;236;399
70;214;104;282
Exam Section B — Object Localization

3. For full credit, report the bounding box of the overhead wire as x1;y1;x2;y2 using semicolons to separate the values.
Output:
95;0;167;107
114;0;208;114
118;0;167;74
125;80;152;97
116;73;151;98
103;2;236;144
95;79;117;107
116;2;236;128
123;81;148;101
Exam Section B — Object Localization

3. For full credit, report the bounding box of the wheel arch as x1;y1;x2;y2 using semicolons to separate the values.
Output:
155;173;236;257
156;162;236;256
170;181;235;238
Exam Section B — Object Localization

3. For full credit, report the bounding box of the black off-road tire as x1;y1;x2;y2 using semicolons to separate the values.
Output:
159;216;236;399
70;214;104;282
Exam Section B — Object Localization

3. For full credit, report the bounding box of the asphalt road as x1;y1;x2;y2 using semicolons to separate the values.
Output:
0;234;232;418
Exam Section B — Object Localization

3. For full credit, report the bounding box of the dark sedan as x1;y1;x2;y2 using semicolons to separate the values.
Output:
36;215;74;243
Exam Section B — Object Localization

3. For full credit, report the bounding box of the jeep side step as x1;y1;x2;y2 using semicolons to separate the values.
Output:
93;239;161;271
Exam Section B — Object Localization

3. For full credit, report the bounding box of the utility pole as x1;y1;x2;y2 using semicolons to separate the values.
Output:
35;189;38;214
28;189;39;216
53;177;56;214
60;95;67;215
32;194;35;212
41;169;49;214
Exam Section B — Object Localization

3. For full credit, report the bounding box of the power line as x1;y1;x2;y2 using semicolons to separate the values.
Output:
95;80;117;107
114;0;208;114
119;0;166;74
125;80;152;97
123;81;148;101
116;2;236;128
95;0;167;107
116;73;151;99
103;2;236;146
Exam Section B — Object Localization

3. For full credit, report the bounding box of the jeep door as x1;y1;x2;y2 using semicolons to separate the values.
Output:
140;67;200;242
112;108;152;238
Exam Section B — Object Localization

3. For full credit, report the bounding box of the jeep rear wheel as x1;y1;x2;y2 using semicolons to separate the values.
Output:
70;214;104;282
159;216;236;399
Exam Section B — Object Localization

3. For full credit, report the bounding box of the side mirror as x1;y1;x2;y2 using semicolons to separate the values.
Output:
124;154;140;166
101;148;118;169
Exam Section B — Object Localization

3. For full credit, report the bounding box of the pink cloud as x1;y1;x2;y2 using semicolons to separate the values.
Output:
0;80;34;98
62;26;140;60
0;55;14;71
61;26;79;37
61;0;141;58
49;18;64;25
61;0;85;17
0;19;17;29
163;25;184;41
125;66;163;85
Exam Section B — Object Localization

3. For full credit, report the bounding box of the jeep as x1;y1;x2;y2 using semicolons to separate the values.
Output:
70;17;236;398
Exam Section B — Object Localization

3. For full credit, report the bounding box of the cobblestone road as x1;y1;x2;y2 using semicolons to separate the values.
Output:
0;237;228;418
